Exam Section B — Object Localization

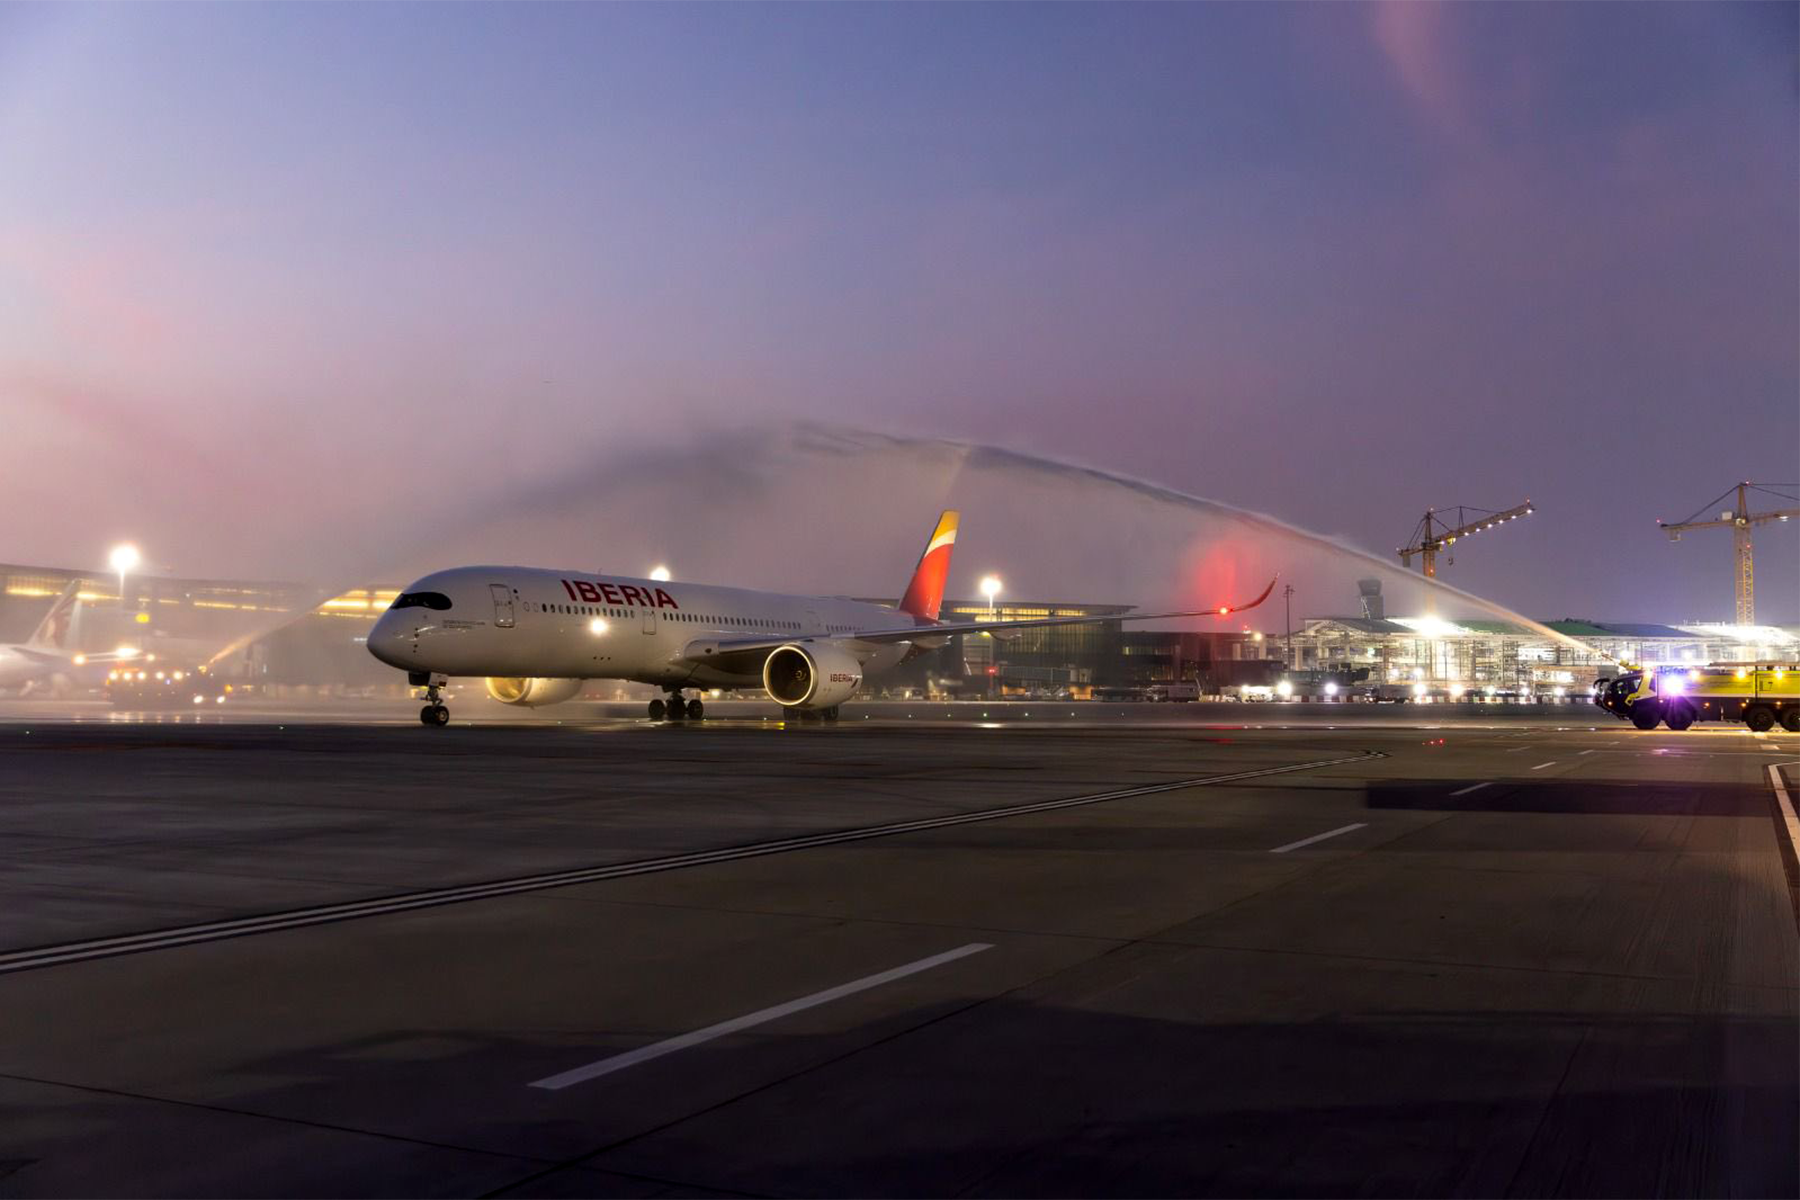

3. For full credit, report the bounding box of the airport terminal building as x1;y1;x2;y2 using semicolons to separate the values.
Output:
0;564;1276;697
4;562;1796;700
1284;616;1800;697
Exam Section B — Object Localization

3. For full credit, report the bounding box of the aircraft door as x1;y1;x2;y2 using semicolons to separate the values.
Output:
804;609;822;634
642;605;657;634
490;584;515;629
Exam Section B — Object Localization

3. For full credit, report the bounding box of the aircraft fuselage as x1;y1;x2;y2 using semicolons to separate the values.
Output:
367;566;923;689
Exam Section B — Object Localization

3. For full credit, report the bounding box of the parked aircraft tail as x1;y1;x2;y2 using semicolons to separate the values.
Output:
26;582;81;651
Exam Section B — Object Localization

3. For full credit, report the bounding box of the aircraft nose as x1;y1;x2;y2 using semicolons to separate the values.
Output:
366;609;415;668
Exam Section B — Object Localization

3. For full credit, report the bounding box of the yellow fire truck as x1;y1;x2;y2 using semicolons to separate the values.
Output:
1594;663;1800;732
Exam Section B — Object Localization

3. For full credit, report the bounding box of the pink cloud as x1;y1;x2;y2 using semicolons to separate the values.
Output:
0;226;174;363
1369;1;1474;144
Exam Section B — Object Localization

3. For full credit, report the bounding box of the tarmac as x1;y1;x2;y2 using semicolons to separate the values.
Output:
0;700;1796;1196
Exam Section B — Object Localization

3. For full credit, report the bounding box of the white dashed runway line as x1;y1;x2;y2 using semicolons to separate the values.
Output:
1270;823;1368;854
529;943;994;1090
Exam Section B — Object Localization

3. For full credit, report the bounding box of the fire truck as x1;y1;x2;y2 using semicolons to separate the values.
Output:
1594;663;1800;732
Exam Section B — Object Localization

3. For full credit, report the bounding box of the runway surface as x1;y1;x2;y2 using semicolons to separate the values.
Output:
0;707;1796;1196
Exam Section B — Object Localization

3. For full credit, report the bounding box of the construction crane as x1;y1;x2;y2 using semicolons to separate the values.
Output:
1658;482;1800;625
1397;501;1534;578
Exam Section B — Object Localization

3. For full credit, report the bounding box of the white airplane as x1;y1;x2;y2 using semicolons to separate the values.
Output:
0;582;90;695
368;511;1275;726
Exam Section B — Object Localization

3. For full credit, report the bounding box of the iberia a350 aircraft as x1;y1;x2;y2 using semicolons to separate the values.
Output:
368;511;1274;725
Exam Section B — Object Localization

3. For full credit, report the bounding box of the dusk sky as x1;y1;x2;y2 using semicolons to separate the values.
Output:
1;2;1795;622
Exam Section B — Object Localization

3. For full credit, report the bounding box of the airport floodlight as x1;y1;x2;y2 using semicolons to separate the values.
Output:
980;574;1003;614
650;565;672;582
110;542;141;609
588;618;609;636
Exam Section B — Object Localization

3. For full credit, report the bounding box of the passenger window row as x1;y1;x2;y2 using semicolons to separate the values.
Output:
535;602;816;632
541;603;629;617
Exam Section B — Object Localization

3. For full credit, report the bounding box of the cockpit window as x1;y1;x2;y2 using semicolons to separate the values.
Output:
391;591;453;611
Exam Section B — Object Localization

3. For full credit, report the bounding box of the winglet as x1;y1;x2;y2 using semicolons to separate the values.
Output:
897;510;959;621
1213;576;1278;617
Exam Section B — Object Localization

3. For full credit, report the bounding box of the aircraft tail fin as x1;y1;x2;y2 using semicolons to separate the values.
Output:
897;510;959;622
26;582;81;651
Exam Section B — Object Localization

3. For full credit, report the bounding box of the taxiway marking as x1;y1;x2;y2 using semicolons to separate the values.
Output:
1505;746;1534;753
0;750;1382;977
530;943;993;1091
1271;823;1367;854
1768;762;1800;868
1531;761;1558;771
1450;781;1494;797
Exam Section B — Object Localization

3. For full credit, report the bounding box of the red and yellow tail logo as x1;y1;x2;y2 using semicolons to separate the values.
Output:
898;510;958;622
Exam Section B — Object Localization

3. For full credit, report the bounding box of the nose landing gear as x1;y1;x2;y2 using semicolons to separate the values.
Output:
411;672;450;727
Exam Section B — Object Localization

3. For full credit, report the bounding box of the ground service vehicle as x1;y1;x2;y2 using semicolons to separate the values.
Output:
1594;663;1800;732
106;664;229;709
1146;682;1199;702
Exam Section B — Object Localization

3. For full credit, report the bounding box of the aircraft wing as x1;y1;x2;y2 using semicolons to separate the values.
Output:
679;577;1277;661
844;576;1279;645
26;647;137;666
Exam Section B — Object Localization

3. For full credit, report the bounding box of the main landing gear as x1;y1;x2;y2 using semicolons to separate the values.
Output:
649;691;705;722
412;672;450;727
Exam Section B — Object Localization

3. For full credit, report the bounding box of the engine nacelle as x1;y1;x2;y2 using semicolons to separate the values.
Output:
762;643;862;709
484;677;584;707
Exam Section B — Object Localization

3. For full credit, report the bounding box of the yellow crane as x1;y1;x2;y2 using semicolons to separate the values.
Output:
1658;482;1799;625
1397;501;1535;578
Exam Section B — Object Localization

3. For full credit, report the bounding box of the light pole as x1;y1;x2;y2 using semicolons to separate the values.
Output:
109;543;140;612
1283;583;1295;669
978;576;1003;698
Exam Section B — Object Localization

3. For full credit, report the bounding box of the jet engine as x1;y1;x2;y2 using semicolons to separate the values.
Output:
484;677;584;707
762;643;862;709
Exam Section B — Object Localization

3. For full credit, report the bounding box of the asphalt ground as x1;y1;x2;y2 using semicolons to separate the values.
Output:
0;705;1795;1196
